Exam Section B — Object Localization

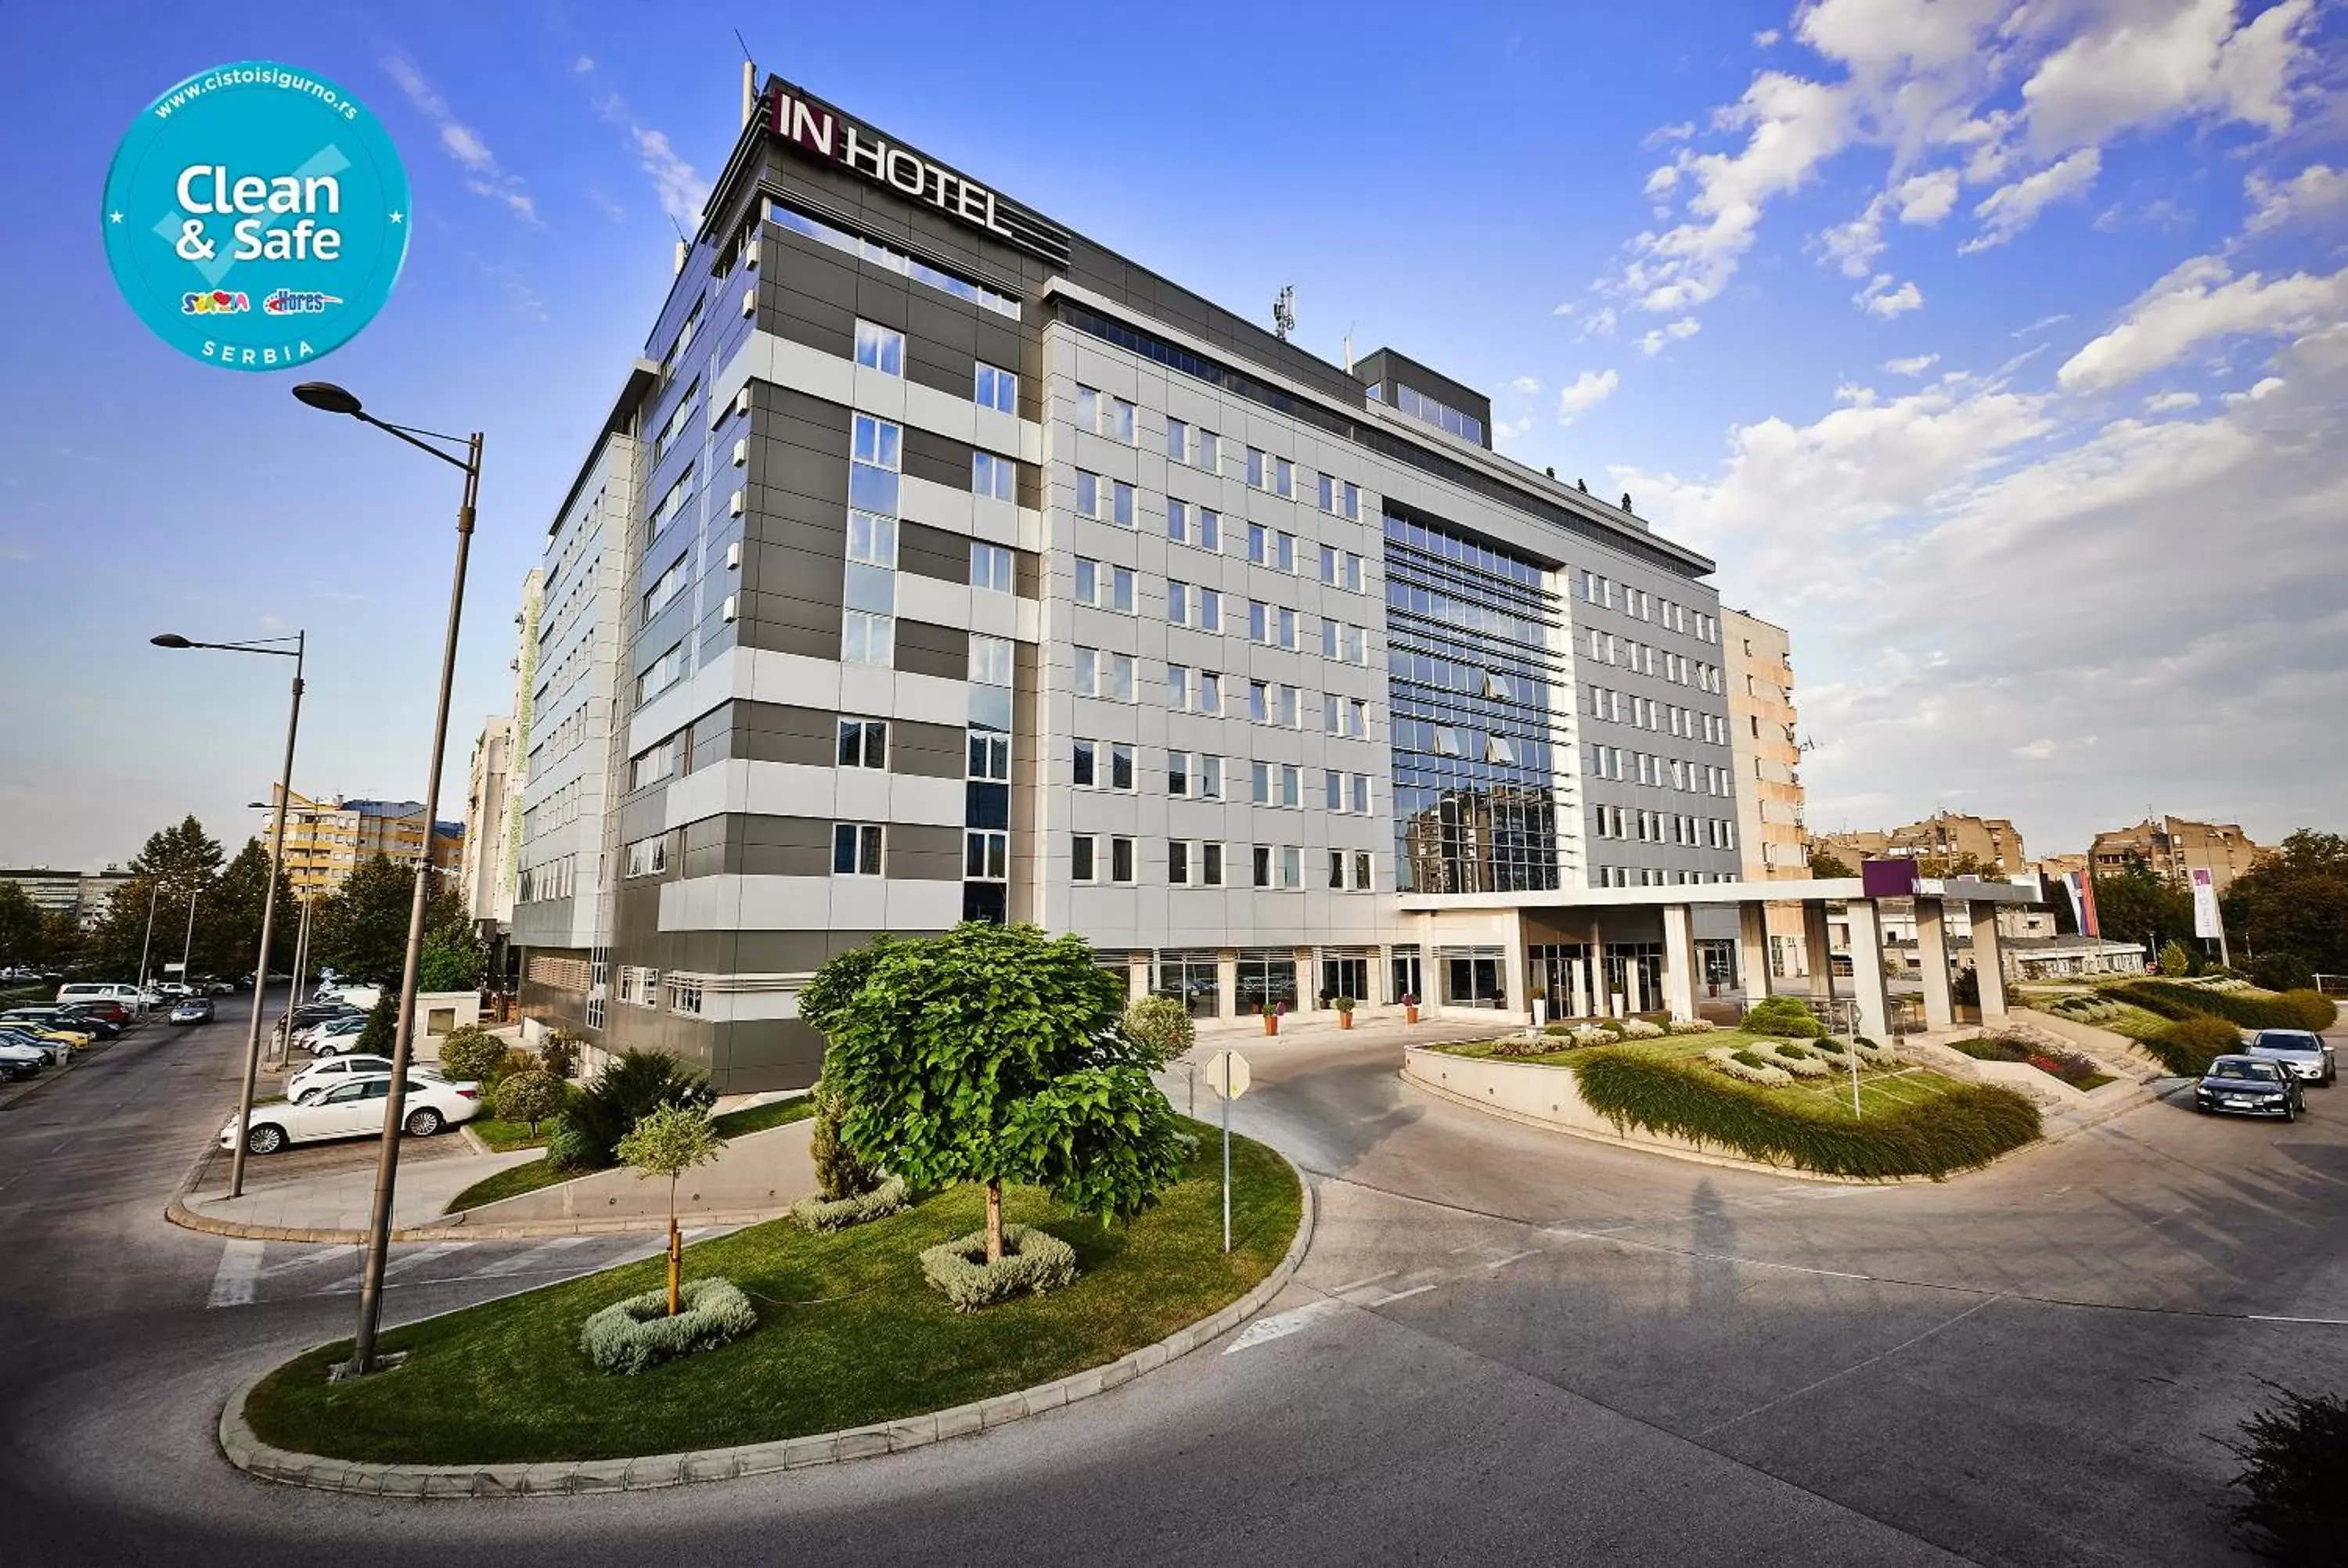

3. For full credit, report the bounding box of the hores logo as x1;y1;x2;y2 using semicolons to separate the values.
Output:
765;86;1071;263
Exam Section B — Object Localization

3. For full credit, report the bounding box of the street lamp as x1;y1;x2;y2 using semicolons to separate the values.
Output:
295;380;481;1379
249;800;334;1063
152;629;304;1200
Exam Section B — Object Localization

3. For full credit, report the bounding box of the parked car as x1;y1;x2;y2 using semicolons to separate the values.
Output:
154;982;193;999
285;1055;448;1103
203;979;236;996
2192;1056;2306;1120
302;1016;371;1055
2242;1029;2336;1087
169;997;214;1025
220;1074;482;1154
0;1041;47;1081
275;1003;361;1044
312;984;384;1011
3;1006;114;1041
0;1029;71;1068
58;999;129;1029
0;1020;90;1051
56;982;143;1010
44;1006;122;1039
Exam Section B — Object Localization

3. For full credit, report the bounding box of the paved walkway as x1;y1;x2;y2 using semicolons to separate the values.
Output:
179;1143;542;1234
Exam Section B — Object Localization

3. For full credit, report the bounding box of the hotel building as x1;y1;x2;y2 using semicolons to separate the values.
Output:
509;74;1986;1091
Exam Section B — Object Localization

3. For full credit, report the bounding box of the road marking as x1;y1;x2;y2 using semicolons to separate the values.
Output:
207;1239;263;1307
260;1243;356;1277
1223;1299;1341;1354
461;1236;592;1278
319;1242;472;1293
1324;1269;1395;1296
2248;1314;2348;1326
1486;1249;1536;1270
1370;1282;1439;1304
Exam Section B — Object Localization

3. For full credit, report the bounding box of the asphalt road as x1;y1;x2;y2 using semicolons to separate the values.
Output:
2;995;2342;1566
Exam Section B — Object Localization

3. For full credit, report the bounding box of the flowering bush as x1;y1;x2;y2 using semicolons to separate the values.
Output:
1666;1018;1716;1034
789;1175;909;1233
1620;1020;1666;1039
1762;1044;1831;1077
1706;1046;1791;1084
1571;1025;1615;1048
920;1224;1079;1312
579;1277;756;1375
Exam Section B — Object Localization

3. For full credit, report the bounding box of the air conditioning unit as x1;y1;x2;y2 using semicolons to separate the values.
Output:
741;287;756;318
722;594;740;624
732;438;747;467
728;490;744;517
735;387;751;417
725;541;742;570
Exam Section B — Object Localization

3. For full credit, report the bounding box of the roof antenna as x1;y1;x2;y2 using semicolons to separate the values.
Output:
733;31;757;128
1272;285;1295;342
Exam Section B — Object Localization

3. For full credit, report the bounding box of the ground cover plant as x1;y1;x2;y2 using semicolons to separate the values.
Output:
1948;1035;2117;1090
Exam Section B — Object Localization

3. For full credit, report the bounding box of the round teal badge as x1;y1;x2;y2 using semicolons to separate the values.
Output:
101;61;410;372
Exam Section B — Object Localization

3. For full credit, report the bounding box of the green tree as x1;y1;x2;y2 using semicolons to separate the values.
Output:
312;854;416;985
492;1068;567;1137
83;815;226;976
1809;849;1856;879
355;992;396;1055
560;1049;715;1169
0;882;40;967
202;839;294;980
616;1102;725;1315
2224;831;2348;978
2093;857;2195;951
435;1024;508;1084
417;912;486;991
2157;939;2195;978
801;922;1190;1264
808;1067;879;1201
33;909;82;970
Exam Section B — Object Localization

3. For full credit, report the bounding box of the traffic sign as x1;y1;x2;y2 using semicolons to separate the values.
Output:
1205;1049;1251;1100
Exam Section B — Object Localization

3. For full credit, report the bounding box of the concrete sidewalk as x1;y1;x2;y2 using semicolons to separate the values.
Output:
177;1142;542;1238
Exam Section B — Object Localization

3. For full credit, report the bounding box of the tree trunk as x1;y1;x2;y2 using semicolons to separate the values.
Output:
984;1178;1004;1264
666;1176;682;1316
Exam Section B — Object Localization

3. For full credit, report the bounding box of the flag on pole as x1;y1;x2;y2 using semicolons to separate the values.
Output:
2062;869;2101;937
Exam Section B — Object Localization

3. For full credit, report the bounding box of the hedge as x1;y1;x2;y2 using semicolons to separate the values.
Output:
919;1224;1079;1312
2145;1014;2242;1077
578;1277;757;1375
1572;1048;2040;1180
2113;981;2337;1033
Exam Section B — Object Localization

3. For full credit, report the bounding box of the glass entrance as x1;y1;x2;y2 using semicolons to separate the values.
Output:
1317;953;1370;1008
1390;947;1423;1006
1439;945;1507;1009
1152;951;1221;1019
1236;949;1298;1013
1604;942;1663;1014
1529;942;1592;1019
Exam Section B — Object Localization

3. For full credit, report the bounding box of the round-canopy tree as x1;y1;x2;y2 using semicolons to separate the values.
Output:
801;922;1191;1264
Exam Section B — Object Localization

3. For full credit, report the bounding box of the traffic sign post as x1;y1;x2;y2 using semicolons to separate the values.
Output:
1205;1050;1250;1253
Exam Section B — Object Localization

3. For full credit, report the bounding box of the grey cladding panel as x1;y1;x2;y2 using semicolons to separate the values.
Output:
901;426;972;492
898;520;967;584
891;718;965;779
894;619;967;682
887;822;961;881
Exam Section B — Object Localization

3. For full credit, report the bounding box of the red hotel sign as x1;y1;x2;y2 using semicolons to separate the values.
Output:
766;82;1069;266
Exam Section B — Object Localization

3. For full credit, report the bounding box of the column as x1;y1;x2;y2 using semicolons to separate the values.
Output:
1127;951;1151;1005
1968;902;2010;1019
1914;900;1955;1030
1661;904;1698;1022
1575;951;1595;1020
1217;948;1238;1023
1500;910;1529;1024
1737;901;1773;1002
1802;901;1835;1007
1293;948;1314;1012
1842;901;1892;1041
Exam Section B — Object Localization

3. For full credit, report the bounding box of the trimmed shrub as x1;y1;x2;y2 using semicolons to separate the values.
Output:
2115;980;2329;1032
1490;1034;1561;1058
492;1068;567;1135
578;1277;756;1375
2157;940;2195;979
436;1026;508;1084
2227;1382;2348;1566
1569;1025;1615;1048
1666;1018;1717;1034
2248;951;2316;993
1743;995;1827;1039
790;1174;909;1233
561;1049;715;1171
538;1030;582;1081
1620;1019;1666;1039
1576;1048;2040;1179
2278;990;2339;1032
2145;1014;2241;1077
542;1119;592;1172
920;1223;1079;1312
809;1069;879;1201
1763;1044;1831;1077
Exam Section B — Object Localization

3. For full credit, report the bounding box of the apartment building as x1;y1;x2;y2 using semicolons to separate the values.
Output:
1817;811;2029;876
2089;815;2265;897
506;74;1752;1089
459;718;515;925
261;791;464;898
1720;608;1810;979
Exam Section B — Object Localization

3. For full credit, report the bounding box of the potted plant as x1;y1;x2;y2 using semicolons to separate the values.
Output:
1334;995;1356;1030
1402;993;1420;1025
1261;1002;1279;1037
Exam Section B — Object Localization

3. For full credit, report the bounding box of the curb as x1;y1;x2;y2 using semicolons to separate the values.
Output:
217;1153;1318;1497
167;1198;791;1244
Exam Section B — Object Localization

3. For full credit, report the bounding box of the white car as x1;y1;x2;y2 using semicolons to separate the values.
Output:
221;1074;484;1155
285;1055;447;1103
0;1041;49;1081
301;1016;370;1054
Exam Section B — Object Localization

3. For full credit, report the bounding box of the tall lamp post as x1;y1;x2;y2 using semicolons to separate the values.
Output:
152;630;305;1199
249;800;330;1063
294;380;481;1378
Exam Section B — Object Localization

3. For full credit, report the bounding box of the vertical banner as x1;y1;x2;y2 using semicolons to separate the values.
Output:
2063;870;2101;937
2189;867;2220;940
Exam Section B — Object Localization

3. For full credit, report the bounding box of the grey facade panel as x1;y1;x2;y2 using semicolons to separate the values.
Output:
898;520;967;584
900;426;972;494
888;822;960;881
891;718;965;779
894;619;967;682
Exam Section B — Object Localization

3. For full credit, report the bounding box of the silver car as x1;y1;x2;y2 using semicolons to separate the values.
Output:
2243;1029;2336;1086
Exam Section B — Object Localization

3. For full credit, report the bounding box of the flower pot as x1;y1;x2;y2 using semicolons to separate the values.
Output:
1338;1012;1354;1030
1404;1005;1420;1025
1262;1015;1278;1036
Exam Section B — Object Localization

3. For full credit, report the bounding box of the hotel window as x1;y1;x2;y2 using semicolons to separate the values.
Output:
972;450;1016;502
1252;845;1273;888
1273;456;1294;498
1324;769;1345;811
1075;558;1136;613
1165;417;1190;462
665;976;704;1016
638;641;687;704
662;297;702;376
1246;447;1266;488
1197;671;1222;713
1164;501;1220;552
967;728;1010;781
1072;647;1136;702
1354;851;1373;890
1277;685;1301;727
617;966;658;1006
1352;773;1371;813
642;556;687;624
975;361;1017;413
1247;523;1272;566
1345;624;1367;664
1248;680;1269;722
624;834;669;878
1110;836;1136;883
1280;846;1302;889
630;740;676;789
1077;386;1136;444
965;829;1008;880
1316;473;1334;512
841;610;893;666
854;319;904;376
1168;840;1191;886
1197;430;1221;473
837;717;888;770
1328;851;1347;890
971;541;1014;593
970;634;1014;686
849;416;901;516
654;380;697;462
1072;833;1100;883
647;468;694;546
832;822;884;876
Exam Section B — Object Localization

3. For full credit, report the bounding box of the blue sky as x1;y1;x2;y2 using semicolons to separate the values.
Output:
4;0;2343;871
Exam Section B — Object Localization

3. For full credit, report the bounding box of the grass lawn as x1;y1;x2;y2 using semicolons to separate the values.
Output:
443;1156;571;1212
445;1095;820;1214
1431;1029;1968;1124
710;1094;815;1138
470;1116;558;1153
245;1118;1301;1466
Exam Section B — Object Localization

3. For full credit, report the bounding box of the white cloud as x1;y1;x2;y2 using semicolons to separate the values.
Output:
1892;167;1960;225
1557;369;1619;423
2018;0;2315;155
382;54;539;225
1857;275;1925;318
2245;164;2348;234
1619;322;2348;845
1509;375;1541;394
1550;301;1576;316
574;56;596;74
1643;165;1680;197
1820;196;1888;279
1885;354;1940;376
2144;390;2201;412
1961;146;2101;252
1754;28;1781;46
2057;255;2348;393
2013;312;2071;338
593;92;712;227
1637;318;1702;356
2223;375;2285;406
1644;121;1696;146
1491;414;1537;444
